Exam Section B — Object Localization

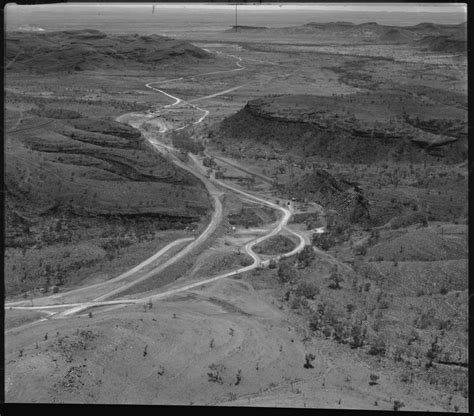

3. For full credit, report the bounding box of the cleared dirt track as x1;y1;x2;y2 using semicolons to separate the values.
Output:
5;49;307;320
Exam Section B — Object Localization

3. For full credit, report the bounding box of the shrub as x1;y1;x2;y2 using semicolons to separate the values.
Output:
297;245;316;268
393;400;405;411
309;312;321;331
277;260;297;283
207;364;225;384
171;130;204;154
368;336;386;356
354;245;367;256
414;308;436;329
439;286;448;295
304;353;316;369
312;232;335;250
268;259;277;269
295;281;320;299
328;268;343;290
369;374;379;386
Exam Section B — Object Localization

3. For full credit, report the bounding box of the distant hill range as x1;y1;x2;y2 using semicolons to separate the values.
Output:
226;25;269;32
5;29;212;73
225;21;466;53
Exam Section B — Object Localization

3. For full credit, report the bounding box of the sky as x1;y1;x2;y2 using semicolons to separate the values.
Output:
8;2;467;13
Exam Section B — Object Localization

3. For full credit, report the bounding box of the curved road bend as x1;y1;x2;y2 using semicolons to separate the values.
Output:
7;53;244;312
5;237;194;308
6;50;308;318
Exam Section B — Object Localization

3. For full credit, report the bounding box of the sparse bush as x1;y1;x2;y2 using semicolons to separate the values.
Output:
295;281;320;299
328;268;343;289
304;353;316;369
312;232;335;250
235;369;242;385
425;336;441;368
277;260;297;283
369;374;379;386
393;400;405;411
170;130;204;155
368;336;386;356
414;307;436;329
207;363;225;384
268;258;277;269
297;245;316;268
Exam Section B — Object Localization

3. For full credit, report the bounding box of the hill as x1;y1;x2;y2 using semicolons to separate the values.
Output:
225;25;268;32
5;112;210;296
287;168;370;224
5;29;212;73
211;93;467;164
380;28;413;44
415;34;466;53
233;21;466;46
367;228;467;262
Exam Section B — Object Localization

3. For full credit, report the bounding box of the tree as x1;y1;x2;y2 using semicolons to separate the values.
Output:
369;374;379;386
235;369;242;385
295;281;320;299
297;245;316;268
170;129;204;155
328;267;343;289
393;400;405;411
277;260;297;283
304;353;316;369
207;364;225;384
312;232;335;250
368;335;386;356
425;336;441;368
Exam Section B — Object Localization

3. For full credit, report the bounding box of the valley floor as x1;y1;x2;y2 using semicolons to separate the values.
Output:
5;26;468;411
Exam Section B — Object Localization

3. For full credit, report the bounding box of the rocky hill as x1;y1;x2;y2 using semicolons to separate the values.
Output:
212;93;467;164
288;168;370;225
414;34;466;53
223;21;466;51
5;29;212;73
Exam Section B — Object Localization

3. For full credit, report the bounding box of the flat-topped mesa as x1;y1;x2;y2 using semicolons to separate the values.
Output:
214;93;467;164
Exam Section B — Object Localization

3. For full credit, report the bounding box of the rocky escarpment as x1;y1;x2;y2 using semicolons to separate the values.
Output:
213;93;467;164
6;114;210;219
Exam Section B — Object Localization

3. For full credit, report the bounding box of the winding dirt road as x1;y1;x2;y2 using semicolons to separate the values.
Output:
6;49;308;319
